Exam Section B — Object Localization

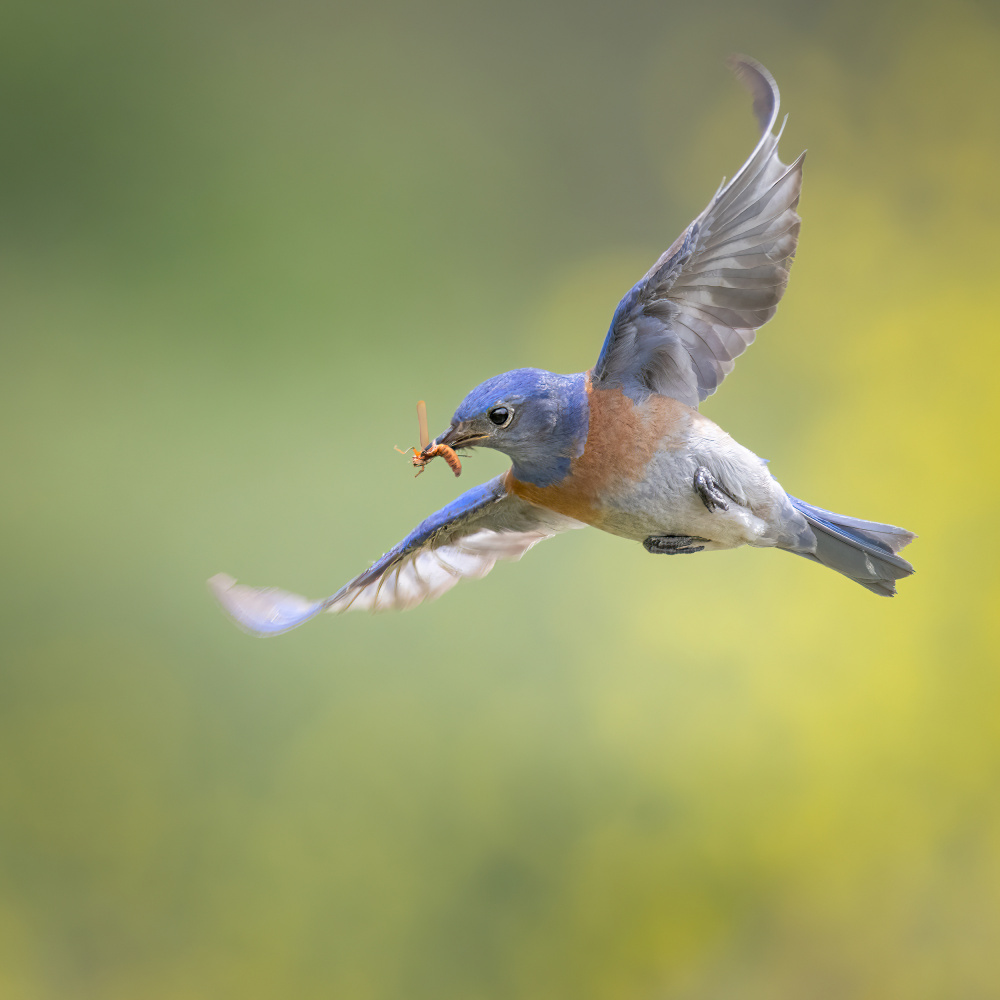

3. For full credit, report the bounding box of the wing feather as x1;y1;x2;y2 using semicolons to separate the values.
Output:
593;57;804;406
209;475;585;635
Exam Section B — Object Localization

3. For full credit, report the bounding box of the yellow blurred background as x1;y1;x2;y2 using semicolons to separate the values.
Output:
2;1;999;997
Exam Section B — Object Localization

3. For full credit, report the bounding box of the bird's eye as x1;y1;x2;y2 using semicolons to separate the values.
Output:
488;406;511;427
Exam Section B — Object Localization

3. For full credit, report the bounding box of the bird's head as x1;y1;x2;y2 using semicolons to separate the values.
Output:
434;368;589;487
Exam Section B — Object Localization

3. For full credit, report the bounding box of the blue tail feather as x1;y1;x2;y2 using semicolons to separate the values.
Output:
783;495;915;597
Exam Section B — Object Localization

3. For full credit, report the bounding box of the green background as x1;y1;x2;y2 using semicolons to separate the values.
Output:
3;1;999;997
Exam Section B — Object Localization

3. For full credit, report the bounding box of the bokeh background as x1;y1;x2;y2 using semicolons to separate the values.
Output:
3;0;999;997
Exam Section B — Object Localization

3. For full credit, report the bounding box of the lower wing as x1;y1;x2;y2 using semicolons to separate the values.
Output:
209;474;585;636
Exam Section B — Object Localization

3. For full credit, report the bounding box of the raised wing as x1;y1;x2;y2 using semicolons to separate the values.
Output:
209;475;585;636
592;56;804;407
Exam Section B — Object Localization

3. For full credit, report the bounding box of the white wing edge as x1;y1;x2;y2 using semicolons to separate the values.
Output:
208;573;324;637
208;519;585;637
327;527;560;614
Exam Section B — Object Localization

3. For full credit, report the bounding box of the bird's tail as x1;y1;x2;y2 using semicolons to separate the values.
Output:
783;495;915;596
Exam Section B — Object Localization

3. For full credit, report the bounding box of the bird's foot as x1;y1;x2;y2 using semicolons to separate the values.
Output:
694;466;735;512
643;534;707;555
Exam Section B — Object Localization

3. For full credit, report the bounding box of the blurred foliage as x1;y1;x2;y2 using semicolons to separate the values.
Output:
2;0;999;997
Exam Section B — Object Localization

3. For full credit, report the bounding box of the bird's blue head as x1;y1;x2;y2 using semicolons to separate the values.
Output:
435;368;589;487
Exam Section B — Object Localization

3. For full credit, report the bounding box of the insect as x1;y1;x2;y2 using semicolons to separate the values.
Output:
395;400;463;478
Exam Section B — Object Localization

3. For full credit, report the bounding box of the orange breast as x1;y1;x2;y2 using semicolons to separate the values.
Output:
506;378;693;527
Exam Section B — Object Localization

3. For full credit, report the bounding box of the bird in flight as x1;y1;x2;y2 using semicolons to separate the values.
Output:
210;56;915;636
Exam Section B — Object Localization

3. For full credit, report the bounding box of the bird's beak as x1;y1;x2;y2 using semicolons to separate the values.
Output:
434;422;487;451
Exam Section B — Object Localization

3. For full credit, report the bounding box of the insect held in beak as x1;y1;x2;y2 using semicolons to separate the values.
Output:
395;400;462;477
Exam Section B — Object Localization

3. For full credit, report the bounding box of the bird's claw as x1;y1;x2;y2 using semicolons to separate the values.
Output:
694;466;734;512
643;534;707;555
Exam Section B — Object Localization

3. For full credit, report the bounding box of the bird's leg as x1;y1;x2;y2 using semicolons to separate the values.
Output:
694;466;735;513
643;535;707;555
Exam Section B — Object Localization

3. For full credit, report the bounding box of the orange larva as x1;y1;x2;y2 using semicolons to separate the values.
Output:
394;400;462;477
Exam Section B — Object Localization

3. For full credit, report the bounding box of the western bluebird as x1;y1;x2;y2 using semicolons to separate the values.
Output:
211;56;915;636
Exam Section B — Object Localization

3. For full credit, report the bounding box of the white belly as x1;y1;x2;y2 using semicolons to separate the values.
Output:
597;413;791;550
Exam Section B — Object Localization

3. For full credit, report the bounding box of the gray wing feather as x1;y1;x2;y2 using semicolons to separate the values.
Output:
209;475;585;636
593;56;804;406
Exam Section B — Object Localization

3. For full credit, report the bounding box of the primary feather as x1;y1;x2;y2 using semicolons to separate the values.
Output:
210;476;585;635
593;56;804;406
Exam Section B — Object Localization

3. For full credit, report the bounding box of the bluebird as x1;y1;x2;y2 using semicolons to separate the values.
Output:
210;56;915;637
